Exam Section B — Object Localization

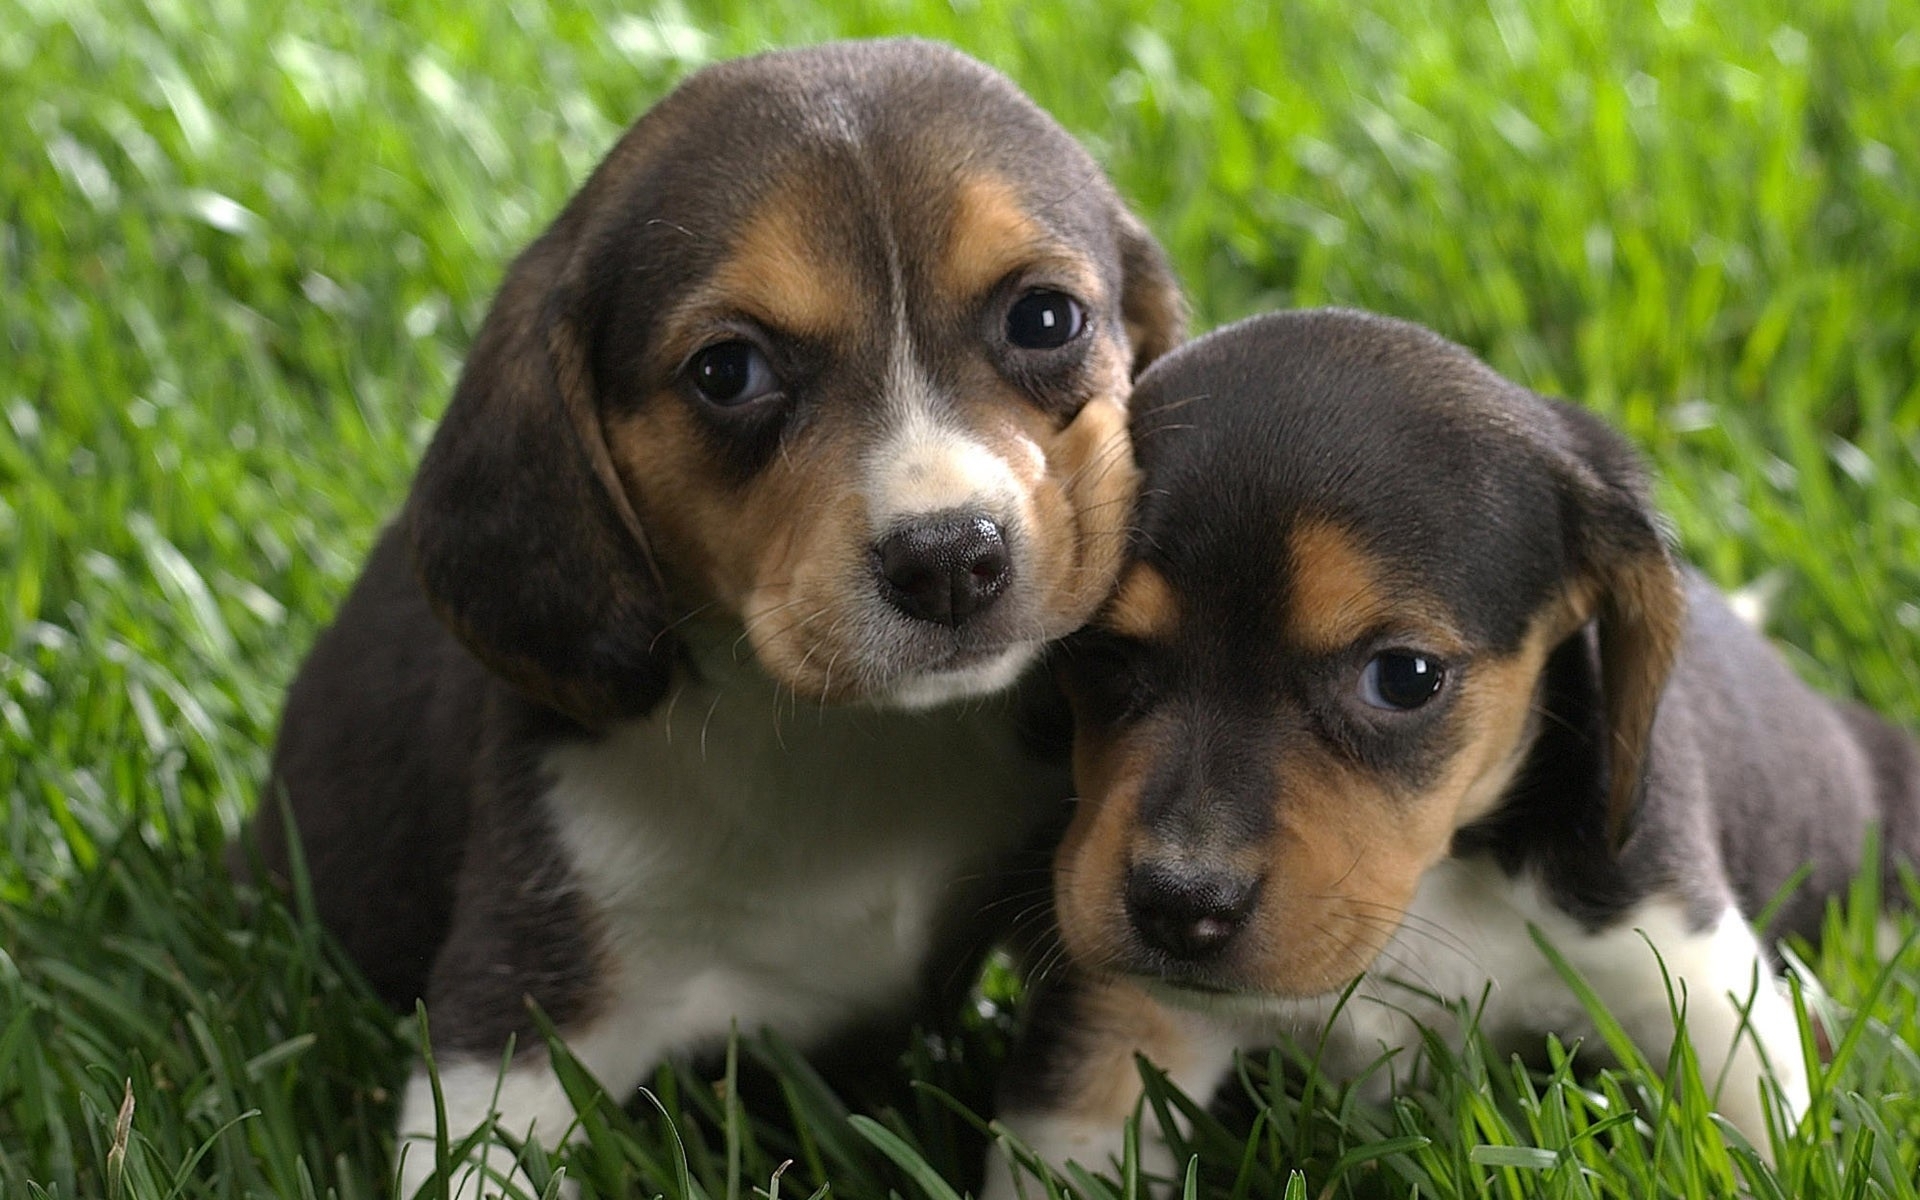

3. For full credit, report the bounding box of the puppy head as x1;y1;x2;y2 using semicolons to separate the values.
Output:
1052;309;1683;1000
408;40;1185;725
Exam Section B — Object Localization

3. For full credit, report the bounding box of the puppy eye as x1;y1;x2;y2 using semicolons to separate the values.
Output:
1006;289;1085;350
688;340;780;406
1358;651;1445;710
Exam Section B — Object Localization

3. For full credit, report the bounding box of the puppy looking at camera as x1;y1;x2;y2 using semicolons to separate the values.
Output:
991;309;1920;1189
236;40;1184;1196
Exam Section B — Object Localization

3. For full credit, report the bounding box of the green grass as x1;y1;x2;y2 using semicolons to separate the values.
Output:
3;0;1918;1195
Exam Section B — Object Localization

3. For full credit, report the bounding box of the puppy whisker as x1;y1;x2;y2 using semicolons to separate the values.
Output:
1337;898;1483;968
697;690;726;762
1136;391;1210;418
732;596;818;658
1341;912;1461;992
642;217;699;242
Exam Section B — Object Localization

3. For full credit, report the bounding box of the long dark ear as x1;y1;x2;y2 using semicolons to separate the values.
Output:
1551;401;1687;849
407;232;674;728
1114;208;1186;377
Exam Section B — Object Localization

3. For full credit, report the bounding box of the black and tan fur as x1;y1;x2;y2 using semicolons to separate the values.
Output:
234;40;1185;1196
990;310;1920;1192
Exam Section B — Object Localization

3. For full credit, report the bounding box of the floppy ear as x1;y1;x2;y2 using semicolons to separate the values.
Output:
1113;208;1186;377
1551;401;1687;849
407;231;675;728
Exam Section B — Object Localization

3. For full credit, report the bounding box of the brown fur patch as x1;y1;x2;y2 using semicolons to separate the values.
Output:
1050;976;1199;1124
1103;563;1180;642
941;173;1047;300
1285;520;1462;655
1241;753;1438;995
607;396;732;596
1431;615;1564;826
1285;520;1393;652
689;188;861;342
1055;717;1161;972
606;393;873;701
1029;387;1141;630
1593;549;1686;843
964;340;1140;640
1114;209;1186;375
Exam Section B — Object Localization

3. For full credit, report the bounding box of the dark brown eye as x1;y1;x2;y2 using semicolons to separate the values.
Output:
1006;290;1085;350
1359;651;1445;710
688;340;779;406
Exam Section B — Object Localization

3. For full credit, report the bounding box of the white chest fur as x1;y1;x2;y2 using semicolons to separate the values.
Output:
1238;859;1671;1072
400;659;1065;1199
540;660;1058;1065
1216;857;1804;1136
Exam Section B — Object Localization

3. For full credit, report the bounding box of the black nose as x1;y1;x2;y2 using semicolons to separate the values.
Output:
873;514;1012;627
1126;862;1261;962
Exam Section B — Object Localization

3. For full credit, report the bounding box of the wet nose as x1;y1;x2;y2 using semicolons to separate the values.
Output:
1125;861;1261;962
873;514;1012;627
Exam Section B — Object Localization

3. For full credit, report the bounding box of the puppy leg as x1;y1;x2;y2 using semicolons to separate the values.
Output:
392;886;660;1200
1573;903;1809;1151
394;999;682;1200
988;974;1240;1200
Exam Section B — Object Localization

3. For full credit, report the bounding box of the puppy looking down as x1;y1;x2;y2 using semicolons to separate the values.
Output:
992;309;1920;1189
235;39;1183;1195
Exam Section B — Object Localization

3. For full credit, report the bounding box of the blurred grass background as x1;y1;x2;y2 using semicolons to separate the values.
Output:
2;0;1917;1196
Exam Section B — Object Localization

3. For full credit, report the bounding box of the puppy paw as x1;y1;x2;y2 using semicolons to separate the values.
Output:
395;1148;575;1200
983;1110;1178;1200
394;1060;582;1200
1047;394;1141;616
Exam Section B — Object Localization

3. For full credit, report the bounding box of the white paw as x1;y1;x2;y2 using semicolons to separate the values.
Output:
982;1111;1177;1200
394;1060;583;1199
395;1145;573;1200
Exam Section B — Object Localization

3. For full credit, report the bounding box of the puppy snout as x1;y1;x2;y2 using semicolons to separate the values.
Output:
873;514;1012;627
1125;861;1261;962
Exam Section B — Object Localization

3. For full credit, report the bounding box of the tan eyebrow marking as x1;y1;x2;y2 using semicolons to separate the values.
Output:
939;171;1105;305
941;172;1046;299
1286;518;1396;652
1285;517;1467;658
690;188;860;341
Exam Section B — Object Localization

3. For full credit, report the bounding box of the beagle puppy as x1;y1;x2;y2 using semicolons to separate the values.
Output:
991;309;1920;1190
236;40;1183;1196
